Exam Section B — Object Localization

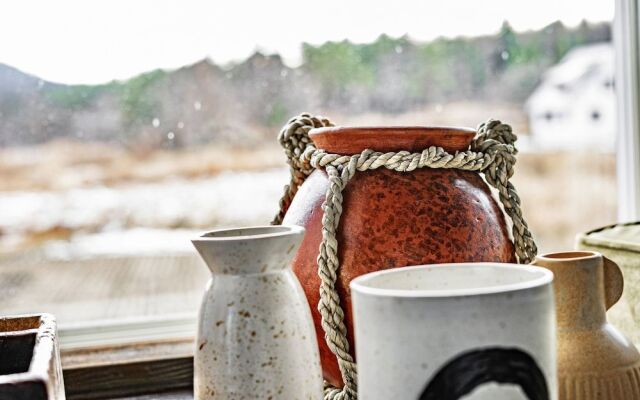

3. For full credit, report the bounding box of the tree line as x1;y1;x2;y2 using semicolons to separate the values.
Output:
0;20;611;147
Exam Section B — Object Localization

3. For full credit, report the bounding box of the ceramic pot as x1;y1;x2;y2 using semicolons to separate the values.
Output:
192;225;323;400
577;222;640;344
282;126;516;386
0;314;65;400
532;251;640;400
350;263;557;400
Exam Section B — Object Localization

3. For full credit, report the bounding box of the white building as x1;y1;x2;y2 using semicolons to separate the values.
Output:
525;43;615;151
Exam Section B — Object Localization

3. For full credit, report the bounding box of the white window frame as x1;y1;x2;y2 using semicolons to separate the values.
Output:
616;0;640;221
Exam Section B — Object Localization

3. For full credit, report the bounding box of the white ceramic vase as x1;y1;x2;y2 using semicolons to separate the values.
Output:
350;263;557;400
192;225;323;400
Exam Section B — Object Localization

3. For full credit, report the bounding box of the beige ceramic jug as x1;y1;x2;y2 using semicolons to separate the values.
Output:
532;251;640;400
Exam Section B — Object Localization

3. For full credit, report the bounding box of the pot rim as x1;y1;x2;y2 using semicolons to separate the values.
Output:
311;125;476;134
309;125;476;154
350;263;553;298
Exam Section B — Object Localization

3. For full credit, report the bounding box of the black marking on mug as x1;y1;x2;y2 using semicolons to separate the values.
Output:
418;347;549;400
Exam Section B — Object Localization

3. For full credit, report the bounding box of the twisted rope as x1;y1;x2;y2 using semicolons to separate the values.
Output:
272;113;537;399
272;114;334;225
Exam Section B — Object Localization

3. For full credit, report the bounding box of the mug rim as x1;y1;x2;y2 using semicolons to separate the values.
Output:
350;263;554;298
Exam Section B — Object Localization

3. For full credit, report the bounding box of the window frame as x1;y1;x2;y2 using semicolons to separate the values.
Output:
60;316;196;399
615;0;640;221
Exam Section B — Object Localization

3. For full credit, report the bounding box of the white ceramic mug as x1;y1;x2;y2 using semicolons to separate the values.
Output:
350;263;557;400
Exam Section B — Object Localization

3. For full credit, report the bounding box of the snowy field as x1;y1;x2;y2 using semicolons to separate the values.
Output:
0;148;619;257
0;168;289;258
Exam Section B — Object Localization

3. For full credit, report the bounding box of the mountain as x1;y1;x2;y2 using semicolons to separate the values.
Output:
0;20;611;148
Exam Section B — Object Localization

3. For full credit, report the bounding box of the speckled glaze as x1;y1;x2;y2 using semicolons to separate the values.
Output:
282;126;516;386
532;251;640;400
350;263;557;400
192;225;323;400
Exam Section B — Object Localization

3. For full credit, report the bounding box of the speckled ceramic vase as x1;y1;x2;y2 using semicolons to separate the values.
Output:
351;263;557;400
191;225;323;400
532;251;640;400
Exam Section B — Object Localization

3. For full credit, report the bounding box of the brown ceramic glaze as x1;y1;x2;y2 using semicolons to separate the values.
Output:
282;126;515;387
532;251;640;400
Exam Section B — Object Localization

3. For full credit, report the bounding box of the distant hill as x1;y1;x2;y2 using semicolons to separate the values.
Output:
0;20;611;148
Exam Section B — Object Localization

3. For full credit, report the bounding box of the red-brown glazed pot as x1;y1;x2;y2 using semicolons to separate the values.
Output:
281;126;516;388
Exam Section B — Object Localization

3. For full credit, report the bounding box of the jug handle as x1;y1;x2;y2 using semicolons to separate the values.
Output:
603;256;624;310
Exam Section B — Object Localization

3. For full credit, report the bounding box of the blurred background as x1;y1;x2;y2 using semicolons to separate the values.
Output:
0;0;616;332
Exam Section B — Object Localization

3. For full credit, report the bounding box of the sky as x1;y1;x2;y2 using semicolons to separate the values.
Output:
0;0;614;85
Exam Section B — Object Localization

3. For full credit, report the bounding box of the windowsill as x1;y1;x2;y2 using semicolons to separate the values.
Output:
106;389;193;400
64;352;194;400
61;315;197;399
60;314;196;366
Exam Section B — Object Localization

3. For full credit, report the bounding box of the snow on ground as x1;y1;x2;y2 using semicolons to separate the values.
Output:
0;168;289;257
43;228;203;259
